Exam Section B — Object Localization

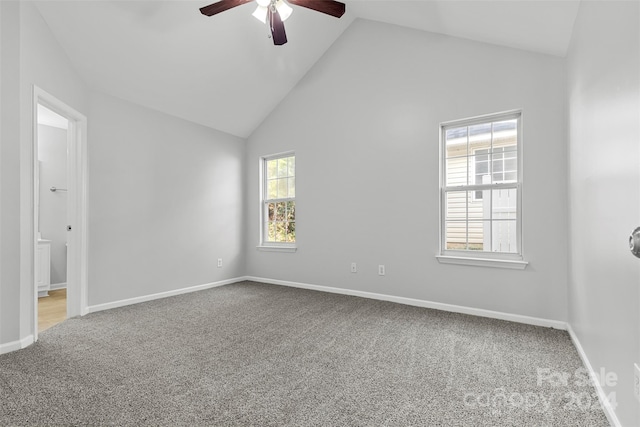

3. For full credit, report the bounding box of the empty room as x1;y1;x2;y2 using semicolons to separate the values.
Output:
0;0;638;425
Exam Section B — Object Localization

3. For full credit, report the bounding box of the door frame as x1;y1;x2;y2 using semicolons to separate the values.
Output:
32;86;88;341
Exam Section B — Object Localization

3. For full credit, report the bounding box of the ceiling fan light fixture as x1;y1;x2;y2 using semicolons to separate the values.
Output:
253;0;291;24
275;0;293;21
200;0;346;46
252;5;268;23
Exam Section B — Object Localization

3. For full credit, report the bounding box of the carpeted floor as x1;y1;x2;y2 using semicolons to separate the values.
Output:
0;281;609;426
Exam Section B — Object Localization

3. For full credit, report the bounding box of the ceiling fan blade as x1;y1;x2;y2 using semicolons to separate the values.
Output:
269;8;288;45
200;0;253;16
287;0;345;18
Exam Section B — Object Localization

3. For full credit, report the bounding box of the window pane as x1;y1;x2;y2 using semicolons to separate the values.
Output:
267;203;275;221
476;151;489;167
492;188;517;220
492;157;503;173
446;126;467;141
267;221;276;242
288;157;295;177
267;180;278;199
288;178;295;198
493;119;517;137
267;159;278;179
275;202;286;221
286;201;295;221
471;154;489;186
445;191;468;220
445;221;467;250
469;152;489;201
471;189;491;220
445;127;468;158
467;221;485;251
275;222;286;242
470;146;491;173
474;172;488;186
278;178;287;199
469;124;492;154
278;158;288;178
470;122;492;137
494;121;517;153
446;156;468;186
491;220;518;253
286;221;295;242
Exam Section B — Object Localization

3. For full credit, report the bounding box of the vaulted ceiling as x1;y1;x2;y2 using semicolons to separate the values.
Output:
35;1;580;138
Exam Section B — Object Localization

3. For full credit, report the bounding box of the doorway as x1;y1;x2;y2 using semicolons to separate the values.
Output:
32;86;88;341
36;103;69;332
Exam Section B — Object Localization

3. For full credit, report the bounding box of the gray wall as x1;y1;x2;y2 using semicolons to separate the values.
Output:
87;92;245;307
0;1;22;345
567;1;640;426
38;124;68;285
245;19;569;321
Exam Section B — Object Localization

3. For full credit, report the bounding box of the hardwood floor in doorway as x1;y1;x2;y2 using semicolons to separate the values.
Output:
38;289;66;333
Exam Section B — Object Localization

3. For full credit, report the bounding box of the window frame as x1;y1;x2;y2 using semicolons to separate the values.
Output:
437;110;527;269
258;152;297;252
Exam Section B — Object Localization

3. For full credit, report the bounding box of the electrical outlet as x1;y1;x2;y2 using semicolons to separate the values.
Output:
378;265;385;276
351;262;357;273
217;258;222;268
634;363;640;402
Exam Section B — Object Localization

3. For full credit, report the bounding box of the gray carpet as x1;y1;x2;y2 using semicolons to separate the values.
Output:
1;281;609;426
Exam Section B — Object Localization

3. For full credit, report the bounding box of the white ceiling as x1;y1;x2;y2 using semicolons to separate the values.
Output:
34;0;580;138
348;0;580;57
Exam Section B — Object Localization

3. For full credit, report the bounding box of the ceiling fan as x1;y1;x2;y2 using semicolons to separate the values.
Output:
200;0;346;46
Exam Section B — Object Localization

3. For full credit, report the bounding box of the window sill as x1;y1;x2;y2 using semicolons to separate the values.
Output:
256;245;297;253
436;255;528;270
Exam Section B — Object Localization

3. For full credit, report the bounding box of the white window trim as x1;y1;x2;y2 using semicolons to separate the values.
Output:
256;245;297;253
257;151;297;251
438;110;526;269
436;255;528;269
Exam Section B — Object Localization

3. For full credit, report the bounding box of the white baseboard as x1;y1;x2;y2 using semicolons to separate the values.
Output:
50;282;67;291
567;324;621;427
244;276;567;330
1;276;619;427
86;277;246;314
1;277;566;358
0;335;34;355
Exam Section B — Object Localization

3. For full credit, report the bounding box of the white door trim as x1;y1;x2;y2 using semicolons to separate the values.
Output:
32;86;88;342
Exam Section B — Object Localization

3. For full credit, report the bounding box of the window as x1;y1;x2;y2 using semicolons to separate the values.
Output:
260;153;296;249
439;111;526;268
